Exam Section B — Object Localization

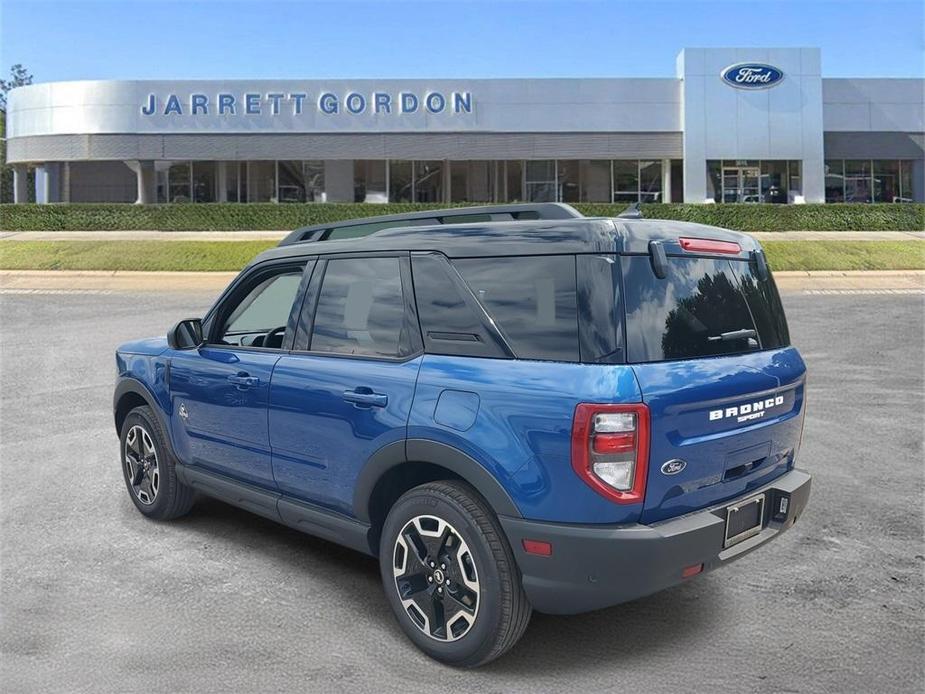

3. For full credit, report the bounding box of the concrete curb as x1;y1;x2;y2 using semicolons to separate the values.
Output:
772;270;925;292
2;269;923;294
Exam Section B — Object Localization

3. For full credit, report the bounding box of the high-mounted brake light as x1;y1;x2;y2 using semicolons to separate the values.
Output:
679;237;741;255
571;403;650;504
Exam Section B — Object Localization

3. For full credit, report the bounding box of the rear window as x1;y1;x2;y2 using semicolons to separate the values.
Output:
730;262;791;349
453;255;579;362
622;255;790;363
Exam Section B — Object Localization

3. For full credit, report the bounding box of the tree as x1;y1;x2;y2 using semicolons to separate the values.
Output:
1;64;35;202
0;64;33;112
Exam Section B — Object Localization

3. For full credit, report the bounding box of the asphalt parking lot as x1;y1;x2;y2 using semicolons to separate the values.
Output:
1;287;922;693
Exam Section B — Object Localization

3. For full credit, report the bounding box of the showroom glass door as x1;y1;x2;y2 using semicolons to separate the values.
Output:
722;166;762;202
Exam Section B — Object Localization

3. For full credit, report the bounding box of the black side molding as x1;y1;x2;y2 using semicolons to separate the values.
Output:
278;497;372;555
176;463;375;555
176;463;281;522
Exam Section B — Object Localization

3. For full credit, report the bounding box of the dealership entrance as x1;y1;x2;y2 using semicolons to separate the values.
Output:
722;165;761;203
707;160;805;204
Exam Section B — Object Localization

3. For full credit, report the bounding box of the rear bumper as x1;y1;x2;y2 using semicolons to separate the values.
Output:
499;468;811;615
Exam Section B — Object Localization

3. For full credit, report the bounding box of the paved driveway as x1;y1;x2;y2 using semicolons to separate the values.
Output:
1;288;922;693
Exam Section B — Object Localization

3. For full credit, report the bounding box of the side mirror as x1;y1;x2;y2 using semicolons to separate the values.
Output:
168;318;204;350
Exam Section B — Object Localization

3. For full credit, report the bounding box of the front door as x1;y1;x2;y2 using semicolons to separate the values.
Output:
269;254;423;514
168;262;310;488
722;166;762;203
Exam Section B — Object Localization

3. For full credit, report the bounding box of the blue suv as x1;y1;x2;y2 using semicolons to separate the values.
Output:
113;205;810;667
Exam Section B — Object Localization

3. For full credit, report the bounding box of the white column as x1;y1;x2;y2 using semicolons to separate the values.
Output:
34;165;49;203
661;159;672;203
801;158;825;204
13;164;29;203
125;160;157;204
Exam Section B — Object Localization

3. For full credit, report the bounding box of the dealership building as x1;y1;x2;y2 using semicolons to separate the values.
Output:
6;47;924;205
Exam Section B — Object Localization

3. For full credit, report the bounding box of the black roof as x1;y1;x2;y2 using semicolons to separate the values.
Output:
251;216;761;268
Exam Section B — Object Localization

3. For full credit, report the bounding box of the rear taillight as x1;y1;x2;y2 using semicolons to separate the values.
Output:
571;403;650;504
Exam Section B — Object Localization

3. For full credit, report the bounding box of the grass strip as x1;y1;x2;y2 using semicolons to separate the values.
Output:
0;240;276;271
762;240;925;271
0;240;923;272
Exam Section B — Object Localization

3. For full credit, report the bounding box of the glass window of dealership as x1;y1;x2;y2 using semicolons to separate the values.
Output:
143;157;918;204
151;159;678;204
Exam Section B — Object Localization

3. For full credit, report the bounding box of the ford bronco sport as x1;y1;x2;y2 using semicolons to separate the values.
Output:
113;204;810;667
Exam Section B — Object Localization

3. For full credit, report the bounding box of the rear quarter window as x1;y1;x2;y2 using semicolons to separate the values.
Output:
453;255;579;362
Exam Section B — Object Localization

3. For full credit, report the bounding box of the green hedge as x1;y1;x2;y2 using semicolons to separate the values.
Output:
1;202;923;232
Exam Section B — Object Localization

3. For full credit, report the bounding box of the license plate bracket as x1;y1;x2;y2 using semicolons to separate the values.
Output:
724;494;766;548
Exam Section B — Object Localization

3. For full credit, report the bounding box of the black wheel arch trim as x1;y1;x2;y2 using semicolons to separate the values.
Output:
113;377;169;435
352;438;522;522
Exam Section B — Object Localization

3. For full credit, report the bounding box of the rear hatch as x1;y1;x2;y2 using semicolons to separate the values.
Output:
621;241;806;523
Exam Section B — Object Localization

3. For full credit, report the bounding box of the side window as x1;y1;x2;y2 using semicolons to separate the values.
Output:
215;267;305;349
310;257;413;358
453;255;579;362
411;253;510;359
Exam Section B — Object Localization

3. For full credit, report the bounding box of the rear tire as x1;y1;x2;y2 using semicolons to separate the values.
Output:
379;480;531;667
119;405;195;521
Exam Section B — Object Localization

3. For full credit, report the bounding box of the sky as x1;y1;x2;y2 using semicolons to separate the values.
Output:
1;0;923;83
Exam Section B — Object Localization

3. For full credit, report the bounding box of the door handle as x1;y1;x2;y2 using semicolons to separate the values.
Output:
227;373;259;388
342;389;388;408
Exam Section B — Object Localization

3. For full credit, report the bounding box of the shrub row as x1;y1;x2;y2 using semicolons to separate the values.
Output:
1;202;923;232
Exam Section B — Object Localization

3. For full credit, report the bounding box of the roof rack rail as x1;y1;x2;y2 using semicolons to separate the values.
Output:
278;202;583;246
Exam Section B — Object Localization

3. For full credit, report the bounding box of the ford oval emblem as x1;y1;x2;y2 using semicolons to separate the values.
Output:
661;459;687;475
721;63;784;90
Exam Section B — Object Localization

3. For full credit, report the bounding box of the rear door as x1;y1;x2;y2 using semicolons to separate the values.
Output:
268;254;423;515
622;252;805;523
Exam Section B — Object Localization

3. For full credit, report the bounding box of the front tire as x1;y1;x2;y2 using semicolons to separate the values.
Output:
379;481;531;667
120;405;195;520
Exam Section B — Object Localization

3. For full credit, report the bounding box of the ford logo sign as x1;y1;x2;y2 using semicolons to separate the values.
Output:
661;459;687;475
721;63;784;90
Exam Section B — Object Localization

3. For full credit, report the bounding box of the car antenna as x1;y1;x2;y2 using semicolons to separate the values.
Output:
617;202;643;219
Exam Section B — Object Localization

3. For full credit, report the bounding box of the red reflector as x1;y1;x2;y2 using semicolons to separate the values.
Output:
592;432;636;454
679;237;741;255
522;539;553;556
682;563;704;578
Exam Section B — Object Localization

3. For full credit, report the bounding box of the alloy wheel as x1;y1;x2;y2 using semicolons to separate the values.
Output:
392;515;480;642
124;425;159;505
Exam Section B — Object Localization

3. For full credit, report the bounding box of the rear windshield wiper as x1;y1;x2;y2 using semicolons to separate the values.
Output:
707;328;757;343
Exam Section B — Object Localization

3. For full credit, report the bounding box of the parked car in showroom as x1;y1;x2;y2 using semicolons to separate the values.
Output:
113;204;810;667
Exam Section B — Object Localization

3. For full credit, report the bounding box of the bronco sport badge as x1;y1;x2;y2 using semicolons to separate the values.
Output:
709;395;785;424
